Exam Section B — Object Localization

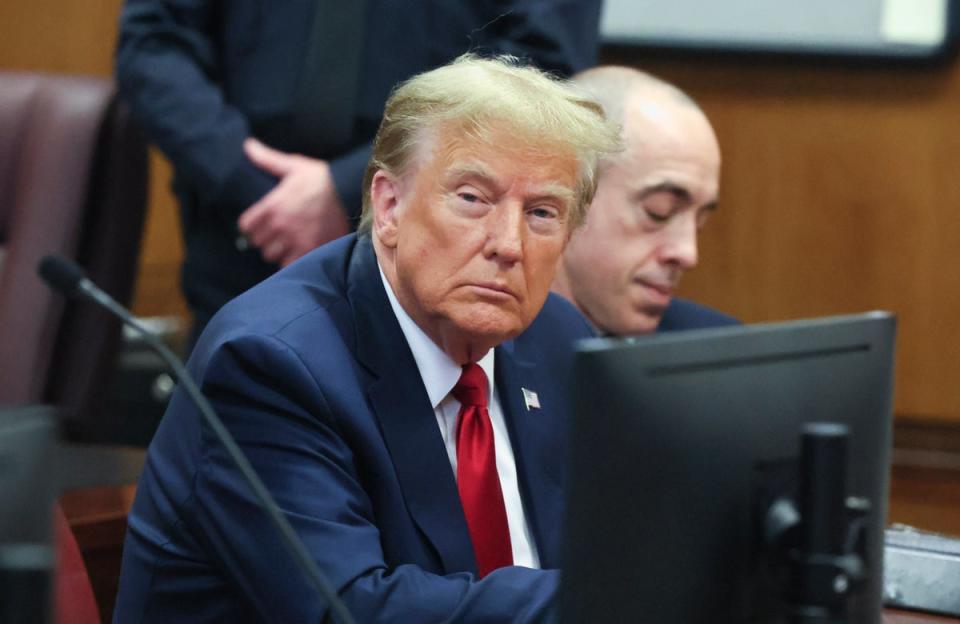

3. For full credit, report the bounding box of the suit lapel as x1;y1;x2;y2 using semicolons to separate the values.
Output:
495;343;567;569
347;237;477;575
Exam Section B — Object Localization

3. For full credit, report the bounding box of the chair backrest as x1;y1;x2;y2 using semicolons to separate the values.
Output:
0;71;148;438
54;501;101;624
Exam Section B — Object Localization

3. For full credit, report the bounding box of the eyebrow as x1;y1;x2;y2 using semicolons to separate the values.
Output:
445;163;498;189
535;183;577;209
445;163;577;208
638;182;719;212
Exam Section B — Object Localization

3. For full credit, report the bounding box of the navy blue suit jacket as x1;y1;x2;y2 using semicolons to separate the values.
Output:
658;298;739;333
115;234;594;622
115;0;603;329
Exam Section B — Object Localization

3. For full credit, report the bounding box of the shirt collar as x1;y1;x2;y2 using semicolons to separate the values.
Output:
378;262;495;409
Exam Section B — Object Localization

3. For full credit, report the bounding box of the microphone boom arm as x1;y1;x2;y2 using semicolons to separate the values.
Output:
39;256;355;624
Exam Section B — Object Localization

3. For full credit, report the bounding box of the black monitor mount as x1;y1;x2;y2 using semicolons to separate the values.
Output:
763;423;872;623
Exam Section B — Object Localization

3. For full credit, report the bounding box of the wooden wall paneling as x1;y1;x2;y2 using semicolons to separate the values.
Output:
0;1;122;77
603;52;960;422
3;3;960;420
130;150;188;319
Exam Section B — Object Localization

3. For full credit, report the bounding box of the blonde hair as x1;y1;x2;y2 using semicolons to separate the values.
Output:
359;54;620;232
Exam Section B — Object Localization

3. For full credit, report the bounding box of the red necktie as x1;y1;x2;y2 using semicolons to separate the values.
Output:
453;363;513;577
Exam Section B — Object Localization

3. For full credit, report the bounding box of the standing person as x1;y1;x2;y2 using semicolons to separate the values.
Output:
114;55;620;621
115;0;604;342
553;66;738;335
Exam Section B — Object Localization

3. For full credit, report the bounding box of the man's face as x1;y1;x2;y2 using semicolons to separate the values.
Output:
373;125;579;363
560;97;721;335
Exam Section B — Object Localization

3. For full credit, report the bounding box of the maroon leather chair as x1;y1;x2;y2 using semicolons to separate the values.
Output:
0;71;148;438
54;501;100;624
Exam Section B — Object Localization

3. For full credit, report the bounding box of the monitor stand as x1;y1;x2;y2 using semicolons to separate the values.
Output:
763;423;872;623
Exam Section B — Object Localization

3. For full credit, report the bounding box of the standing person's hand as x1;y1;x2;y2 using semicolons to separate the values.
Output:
238;138;350;267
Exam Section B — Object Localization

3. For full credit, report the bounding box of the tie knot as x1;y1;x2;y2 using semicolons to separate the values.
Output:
452;363;488;408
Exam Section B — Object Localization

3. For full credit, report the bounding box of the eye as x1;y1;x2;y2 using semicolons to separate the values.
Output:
640;195;676;224
644;208;671;224
528;206;558;220
450;187;491;218
526;204;565;235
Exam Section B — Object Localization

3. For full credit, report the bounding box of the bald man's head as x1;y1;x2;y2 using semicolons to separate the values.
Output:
552;66;722;335
573;66;701;127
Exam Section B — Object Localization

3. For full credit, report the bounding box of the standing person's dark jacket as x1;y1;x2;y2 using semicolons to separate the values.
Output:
114;0;603;336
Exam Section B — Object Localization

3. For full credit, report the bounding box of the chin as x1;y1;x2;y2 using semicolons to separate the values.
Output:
638;316;663;335
467;321;524;345
455;312;524;346
613;314;660;337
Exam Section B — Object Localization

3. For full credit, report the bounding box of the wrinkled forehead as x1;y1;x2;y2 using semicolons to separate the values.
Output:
410;119;582;182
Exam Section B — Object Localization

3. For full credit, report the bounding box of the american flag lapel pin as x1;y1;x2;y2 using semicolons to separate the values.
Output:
521;387;540;411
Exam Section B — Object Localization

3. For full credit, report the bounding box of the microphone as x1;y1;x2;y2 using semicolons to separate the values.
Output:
37;255;355;624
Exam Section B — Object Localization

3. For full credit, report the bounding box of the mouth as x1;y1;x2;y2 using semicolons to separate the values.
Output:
633;278;674;307
468;282;518;301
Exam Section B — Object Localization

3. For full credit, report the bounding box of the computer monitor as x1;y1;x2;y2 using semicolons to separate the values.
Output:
0;405;58;623
561;312;896;623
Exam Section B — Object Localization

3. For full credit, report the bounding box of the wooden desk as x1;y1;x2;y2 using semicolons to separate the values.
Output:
59;440;960;623
886;608;960;623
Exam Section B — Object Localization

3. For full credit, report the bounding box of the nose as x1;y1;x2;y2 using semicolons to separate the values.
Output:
660;212;699;270
483;202;524;265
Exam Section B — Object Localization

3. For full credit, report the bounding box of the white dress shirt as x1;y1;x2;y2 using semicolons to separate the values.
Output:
378;264;541;569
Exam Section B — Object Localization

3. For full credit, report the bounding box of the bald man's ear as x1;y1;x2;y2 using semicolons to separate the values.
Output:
370;170;402;249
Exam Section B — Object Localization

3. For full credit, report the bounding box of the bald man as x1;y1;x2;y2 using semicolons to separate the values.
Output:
553;66;736;335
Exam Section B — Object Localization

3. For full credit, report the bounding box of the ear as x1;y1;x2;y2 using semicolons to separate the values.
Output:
370;169;403;249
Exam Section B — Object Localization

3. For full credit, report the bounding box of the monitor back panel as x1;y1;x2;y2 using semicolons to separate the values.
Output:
561;313;895;623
